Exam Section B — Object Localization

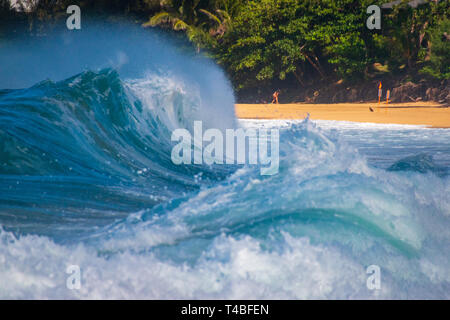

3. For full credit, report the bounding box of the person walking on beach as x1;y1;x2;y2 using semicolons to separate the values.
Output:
271;90;280;104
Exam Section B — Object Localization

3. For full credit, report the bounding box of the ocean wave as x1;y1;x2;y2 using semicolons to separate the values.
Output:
0;24;449;299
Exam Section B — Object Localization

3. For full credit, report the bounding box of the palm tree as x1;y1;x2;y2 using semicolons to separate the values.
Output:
143;0;244;51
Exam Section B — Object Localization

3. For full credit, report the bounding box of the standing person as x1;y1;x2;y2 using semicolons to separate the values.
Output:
271;90;280;104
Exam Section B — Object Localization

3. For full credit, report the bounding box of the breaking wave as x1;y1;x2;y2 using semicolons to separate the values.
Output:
0;23;449;299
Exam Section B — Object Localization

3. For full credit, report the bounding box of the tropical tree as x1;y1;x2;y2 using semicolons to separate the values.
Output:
421;17;450;79
143;0;245;51
214;0;385;90
381;0;449;72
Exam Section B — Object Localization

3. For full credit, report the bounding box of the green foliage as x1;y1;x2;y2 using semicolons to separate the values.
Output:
420;18;450;80
214;0;312;89
2;0;449;91
380;0;449;72
212;0;448;90
143;0;246;50
214;0;387;89
313;0;381;79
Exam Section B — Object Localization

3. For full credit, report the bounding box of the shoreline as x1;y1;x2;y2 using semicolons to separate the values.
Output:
235;102;450;128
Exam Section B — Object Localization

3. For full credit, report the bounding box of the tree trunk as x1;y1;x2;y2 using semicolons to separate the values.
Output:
293;69;305;87
305;54;326;79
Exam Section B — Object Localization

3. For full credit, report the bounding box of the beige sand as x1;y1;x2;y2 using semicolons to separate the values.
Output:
235;102;450;128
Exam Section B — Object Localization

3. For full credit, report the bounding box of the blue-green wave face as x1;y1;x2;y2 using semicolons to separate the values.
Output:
0;23;449;299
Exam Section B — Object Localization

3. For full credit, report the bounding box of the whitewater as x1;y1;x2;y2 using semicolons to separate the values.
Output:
0;23;449;299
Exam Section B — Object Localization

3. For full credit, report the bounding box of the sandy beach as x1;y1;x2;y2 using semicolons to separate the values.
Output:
236;102;450;128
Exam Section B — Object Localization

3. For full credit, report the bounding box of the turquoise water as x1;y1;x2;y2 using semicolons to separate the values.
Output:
0;24;449;299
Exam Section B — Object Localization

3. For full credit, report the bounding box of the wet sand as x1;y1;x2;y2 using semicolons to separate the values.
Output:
235;102;450;128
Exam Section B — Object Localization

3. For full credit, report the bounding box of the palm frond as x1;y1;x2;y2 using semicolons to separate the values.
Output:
174;19;189;30
142;11;171;27
216;9;230;21
199;9;222;25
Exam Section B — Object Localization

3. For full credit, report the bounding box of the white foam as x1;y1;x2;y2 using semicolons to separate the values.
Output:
0;230;390;299
239;119;432;130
